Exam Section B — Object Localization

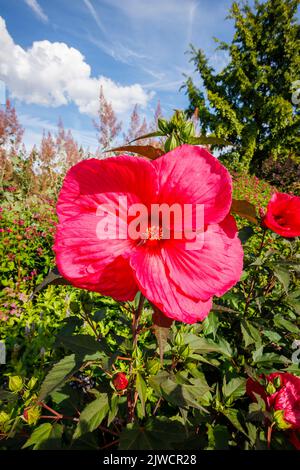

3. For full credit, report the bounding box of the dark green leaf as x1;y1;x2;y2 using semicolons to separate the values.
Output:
73;394;109;439
38;354;76;401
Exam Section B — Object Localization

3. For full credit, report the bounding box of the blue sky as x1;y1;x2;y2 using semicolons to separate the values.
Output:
0;0;237;151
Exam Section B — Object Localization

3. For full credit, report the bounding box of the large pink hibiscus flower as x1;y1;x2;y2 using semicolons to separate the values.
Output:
54;144;243;323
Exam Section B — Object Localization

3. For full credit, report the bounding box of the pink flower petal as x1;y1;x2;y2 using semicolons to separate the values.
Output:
130;245;212;323
161;215;243;300
153;144;232;226
57;156;158;223
54;212;138;301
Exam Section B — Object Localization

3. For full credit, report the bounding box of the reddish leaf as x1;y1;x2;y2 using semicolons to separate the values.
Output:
231;199;258;224
105;145;164;160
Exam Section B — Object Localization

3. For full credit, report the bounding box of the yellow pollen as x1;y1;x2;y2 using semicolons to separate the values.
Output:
142;225;163;241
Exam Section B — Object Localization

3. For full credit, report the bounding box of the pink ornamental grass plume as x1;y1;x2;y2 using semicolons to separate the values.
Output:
54;145;243;324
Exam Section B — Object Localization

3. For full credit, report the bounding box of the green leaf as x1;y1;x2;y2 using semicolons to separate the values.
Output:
59;334;108;360
274;314;299;334
22;423;63;450
203;311;219;338
183;334;233;357
252;346;289;366
221;408;247;436
119;418;186;450
262;330;282;343
107;395;119;426
73;394;109;440
241;320;261;348
222;377;246;402
273;265;290;293
136;372;147;417
38;354;76;401
149;372;209;410
207;424;229;449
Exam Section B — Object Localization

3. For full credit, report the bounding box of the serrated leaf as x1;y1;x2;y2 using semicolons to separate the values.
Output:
231;199;258;224
149;372;209;410
73;394;109;439
207;424;229;449
59;334;108;359
274;315;299;334
107;395;119;426
221;408;247;436
241;320;261;348
22;423;63;450
203;311;219;339
38;354;76;400
119;418;186;450
222;377;246;402
183;334;233;358
136;372;147;417
273;265;290;293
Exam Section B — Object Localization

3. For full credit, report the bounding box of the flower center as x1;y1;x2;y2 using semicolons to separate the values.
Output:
142;225;164;241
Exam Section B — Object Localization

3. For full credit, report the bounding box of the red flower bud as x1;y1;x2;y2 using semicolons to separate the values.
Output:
23;408;29;422
112;372;128;391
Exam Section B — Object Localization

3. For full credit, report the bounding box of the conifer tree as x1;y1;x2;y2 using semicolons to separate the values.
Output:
184;0;300;173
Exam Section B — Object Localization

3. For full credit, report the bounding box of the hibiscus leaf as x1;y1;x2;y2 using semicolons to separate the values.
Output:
119;418;186;450
221;408;247;436
272;265;290;293
38;354;77;401
73;394;109;440
30;266;70;298
231;199;258;224
222;377;247;402
58;334;109;359
207;424;230;449
241;320;262;348
136;372;147;417
104;145;164;160
22;423;63;450
273;314;299;334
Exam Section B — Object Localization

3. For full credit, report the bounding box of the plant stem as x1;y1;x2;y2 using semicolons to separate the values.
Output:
127;293;145;423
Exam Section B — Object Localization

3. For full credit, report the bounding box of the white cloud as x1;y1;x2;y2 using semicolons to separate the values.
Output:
0;17;153;117
24;0;48;23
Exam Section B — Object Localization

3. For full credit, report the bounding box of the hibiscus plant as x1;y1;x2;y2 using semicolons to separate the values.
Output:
1;114;300;451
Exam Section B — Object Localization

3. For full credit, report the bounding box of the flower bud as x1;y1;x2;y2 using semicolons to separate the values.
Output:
112;372;128;391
